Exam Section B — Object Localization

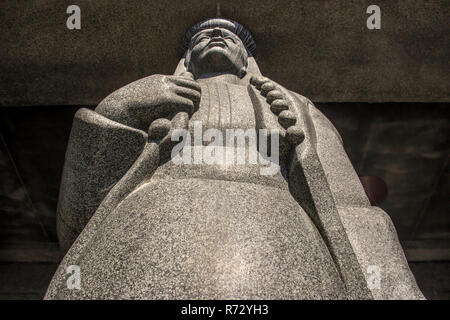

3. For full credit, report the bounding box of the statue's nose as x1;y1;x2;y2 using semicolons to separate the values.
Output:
211;28;223;38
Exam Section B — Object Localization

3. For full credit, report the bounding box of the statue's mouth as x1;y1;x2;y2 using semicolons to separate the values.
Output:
207;38;227;48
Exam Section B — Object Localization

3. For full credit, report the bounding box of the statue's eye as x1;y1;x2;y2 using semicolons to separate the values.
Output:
225;36;236;43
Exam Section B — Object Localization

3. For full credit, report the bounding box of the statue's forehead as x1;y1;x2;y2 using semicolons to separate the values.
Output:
191;28;241;40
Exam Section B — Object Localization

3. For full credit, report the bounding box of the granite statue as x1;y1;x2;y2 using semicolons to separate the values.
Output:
46;18;424;299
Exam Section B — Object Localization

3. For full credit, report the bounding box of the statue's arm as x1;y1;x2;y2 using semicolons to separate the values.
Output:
57;108;147;253
58;73;200;253
94;74;164;131
305;100;424;299
95;73;200;131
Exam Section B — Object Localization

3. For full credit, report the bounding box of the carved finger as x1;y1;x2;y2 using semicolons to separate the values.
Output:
158;111;189;161
174;87;201;107
145;97;194;126
170;77;201;92
278;110;296;129
250;76;270;90
266;90;283;103
249;75;263;85
179;71;195;80
260;82;276;96
168;96;195;117
148;118;171;141
170;111;189;131
270;99;289;114
286;126;305;146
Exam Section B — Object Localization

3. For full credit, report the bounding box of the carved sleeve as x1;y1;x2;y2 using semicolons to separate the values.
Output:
56;108;147;253
307;102;371;208
305;101;424;299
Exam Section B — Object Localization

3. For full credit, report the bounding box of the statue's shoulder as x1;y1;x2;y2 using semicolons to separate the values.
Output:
286;90;344;145
286;90;322;118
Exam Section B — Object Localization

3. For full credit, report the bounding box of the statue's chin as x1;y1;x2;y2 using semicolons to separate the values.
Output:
193;51;242;77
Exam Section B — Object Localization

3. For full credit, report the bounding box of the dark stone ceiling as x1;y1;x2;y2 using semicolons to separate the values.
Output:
1;0;449;106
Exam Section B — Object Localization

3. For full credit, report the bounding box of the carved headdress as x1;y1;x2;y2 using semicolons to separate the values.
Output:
181;18;257;57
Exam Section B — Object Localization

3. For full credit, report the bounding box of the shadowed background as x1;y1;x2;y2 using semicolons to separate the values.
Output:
0;0;449;299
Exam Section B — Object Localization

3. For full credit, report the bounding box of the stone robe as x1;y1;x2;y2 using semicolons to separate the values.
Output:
46;59;424;299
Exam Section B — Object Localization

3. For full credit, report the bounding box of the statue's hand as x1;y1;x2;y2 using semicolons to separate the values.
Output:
95;72;201;131
249;76;305;147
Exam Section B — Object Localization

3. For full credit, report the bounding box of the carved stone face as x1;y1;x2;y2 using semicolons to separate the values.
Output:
186;27;248;77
